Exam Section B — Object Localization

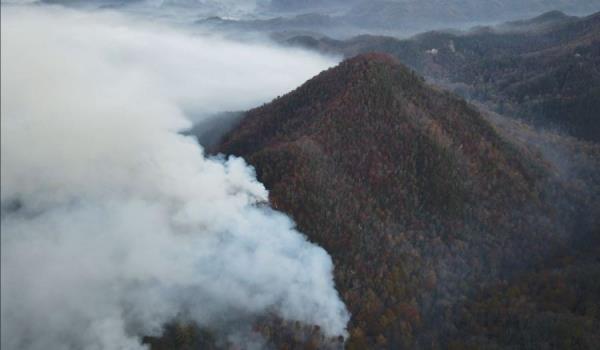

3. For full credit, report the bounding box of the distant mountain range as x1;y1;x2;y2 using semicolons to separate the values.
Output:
191;0;600;36
37;0;600;37
339;0;599;29
266;0;600;19
285;11;600;142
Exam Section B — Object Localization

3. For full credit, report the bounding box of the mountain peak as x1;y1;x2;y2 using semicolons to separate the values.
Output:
216;53;430;157
218;54;541;216
329;52;420;89
323;52;418;85
344;52;400;65
534;10;570;21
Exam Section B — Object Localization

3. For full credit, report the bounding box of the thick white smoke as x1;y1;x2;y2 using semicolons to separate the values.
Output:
0;4;348;350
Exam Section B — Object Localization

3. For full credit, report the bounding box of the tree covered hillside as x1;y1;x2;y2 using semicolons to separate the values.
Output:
215;54;600;348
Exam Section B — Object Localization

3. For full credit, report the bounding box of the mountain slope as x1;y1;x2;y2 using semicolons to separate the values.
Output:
214;54;598;348
218;53;542;216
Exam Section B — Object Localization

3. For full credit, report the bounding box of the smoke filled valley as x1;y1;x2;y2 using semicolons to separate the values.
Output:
1;1;600;350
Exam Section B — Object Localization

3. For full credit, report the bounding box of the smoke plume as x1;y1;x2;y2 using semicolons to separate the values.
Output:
0;4;348;350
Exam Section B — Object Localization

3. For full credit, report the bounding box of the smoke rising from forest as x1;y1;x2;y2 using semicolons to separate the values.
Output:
0;5;348;350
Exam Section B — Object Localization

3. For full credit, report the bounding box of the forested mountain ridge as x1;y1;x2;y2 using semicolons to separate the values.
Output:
285;11;600;142
214;53;600;348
